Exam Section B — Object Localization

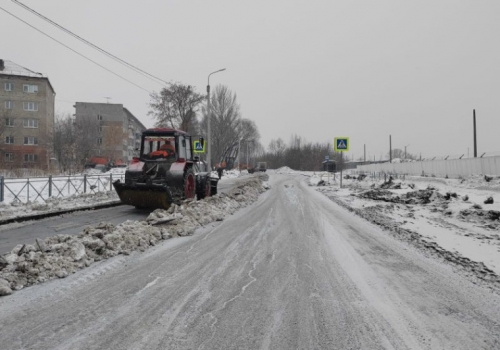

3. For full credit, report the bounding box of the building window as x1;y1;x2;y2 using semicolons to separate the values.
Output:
99;126;103;133
5;153;14;162
24;154;38;163
23;119;39;128
23;84;38;93
5;136;14;144
97;138;102;145
97;114;103;121
23;102;38;111
4;101;13;109
4;83;13;91
5;118;14;127
24;136;38;145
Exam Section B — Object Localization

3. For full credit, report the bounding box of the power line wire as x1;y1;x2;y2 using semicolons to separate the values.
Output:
12;0;169;86
0;6;153;94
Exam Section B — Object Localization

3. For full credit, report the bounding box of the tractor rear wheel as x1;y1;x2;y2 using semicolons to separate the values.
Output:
184;168;196;199
197;176;211;200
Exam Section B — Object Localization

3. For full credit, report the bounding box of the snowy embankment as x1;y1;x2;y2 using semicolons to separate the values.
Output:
304;169;500;289
0;167;127;221
0;176;270;297
0;191;120;223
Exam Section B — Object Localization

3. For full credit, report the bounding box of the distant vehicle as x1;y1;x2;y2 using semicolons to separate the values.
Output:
94;164;107;173
256;162;267;172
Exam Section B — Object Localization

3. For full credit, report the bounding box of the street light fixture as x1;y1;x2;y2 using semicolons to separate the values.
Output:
206;68;226;171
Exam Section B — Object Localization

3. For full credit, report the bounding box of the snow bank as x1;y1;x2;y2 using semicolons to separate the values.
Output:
0;191;120;223
0;178;269;297
276;166;295;174
314;174;500;290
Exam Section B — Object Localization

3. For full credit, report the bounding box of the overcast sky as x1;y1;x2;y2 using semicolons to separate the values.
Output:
2;0;499;160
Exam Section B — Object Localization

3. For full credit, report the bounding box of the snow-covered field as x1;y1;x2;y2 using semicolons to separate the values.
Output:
306;169;500;284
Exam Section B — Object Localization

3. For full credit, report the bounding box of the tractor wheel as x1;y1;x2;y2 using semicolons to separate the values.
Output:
184;168;196;199
197;176;211;200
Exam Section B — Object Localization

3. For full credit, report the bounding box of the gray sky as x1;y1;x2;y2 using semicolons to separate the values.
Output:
2;0;499;160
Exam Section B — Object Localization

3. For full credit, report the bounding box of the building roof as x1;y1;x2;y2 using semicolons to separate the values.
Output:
0;59;55;93
0;59;44;78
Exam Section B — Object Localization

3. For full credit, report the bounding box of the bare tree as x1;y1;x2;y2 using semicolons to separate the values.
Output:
148;83;205;135
201;85;243;167
102;125;127;163
74;115;100;169
261;136;332;171
53;113;77;173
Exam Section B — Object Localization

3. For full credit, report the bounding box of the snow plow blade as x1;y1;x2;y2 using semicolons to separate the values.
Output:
113;180;174;209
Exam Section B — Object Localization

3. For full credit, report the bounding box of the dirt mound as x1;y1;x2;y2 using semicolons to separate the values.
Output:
357;189;399;203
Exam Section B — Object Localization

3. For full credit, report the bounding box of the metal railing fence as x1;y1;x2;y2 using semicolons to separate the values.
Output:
0;173;125;204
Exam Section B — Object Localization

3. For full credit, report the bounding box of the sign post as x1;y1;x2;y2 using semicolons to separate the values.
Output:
334;137;349;188
325;155;330;184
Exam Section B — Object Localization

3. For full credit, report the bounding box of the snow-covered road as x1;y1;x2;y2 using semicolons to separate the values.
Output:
1;173;500;349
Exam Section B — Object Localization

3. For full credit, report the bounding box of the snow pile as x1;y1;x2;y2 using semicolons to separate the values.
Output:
221;169;242;179
0;191;119;223
0;178;269;297
276;166;295;174
314;174;500;289
308;172;337;186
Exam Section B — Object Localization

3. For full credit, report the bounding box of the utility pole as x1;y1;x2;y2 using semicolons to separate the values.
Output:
364;144;366;163
389;135;392;163
473;109;477;158
206;68;226;171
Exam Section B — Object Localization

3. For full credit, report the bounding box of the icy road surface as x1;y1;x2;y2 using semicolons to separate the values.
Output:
1;173;500;349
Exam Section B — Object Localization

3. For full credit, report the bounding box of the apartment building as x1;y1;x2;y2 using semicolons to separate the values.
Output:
74;102;146;164
0;59;55;171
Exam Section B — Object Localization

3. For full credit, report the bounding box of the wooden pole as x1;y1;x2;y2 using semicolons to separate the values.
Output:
473;109;477;158
389;135;392;163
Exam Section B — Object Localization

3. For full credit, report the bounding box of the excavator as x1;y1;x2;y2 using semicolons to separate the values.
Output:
113;128;218;209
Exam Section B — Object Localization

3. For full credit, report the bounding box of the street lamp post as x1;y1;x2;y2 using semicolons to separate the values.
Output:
206;68;226;171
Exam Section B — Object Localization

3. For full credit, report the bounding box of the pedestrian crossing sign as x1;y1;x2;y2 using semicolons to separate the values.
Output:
193;139;205;153
334;137;349;152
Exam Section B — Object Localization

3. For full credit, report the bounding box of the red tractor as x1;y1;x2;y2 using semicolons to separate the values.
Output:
113;128;217;209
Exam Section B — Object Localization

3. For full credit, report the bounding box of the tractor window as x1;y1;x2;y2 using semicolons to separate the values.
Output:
178;136;186;159
141;136;176;159
178;136;186;160
185;136;193;160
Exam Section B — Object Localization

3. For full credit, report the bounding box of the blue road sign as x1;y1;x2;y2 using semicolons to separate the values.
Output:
193;140;205;153
334;137;349;152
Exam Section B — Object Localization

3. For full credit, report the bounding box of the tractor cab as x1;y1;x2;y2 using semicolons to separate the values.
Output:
113;128;217;209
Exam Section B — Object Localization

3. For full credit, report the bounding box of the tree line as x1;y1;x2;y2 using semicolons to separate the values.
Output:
259;135;339;171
